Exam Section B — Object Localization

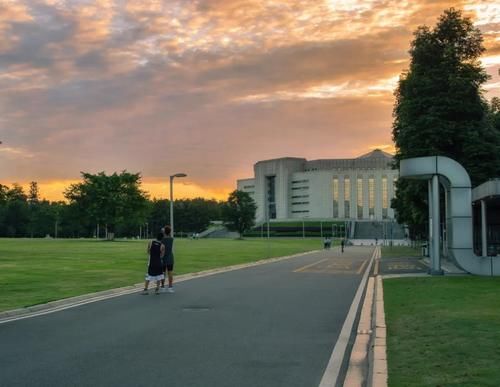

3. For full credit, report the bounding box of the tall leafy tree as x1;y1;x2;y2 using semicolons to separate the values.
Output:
174;198;222;233
489;97;500;132
392;8;500;238
222;190;257;238
27;181;40;237
64;171;149;239
2;184;29;237
27;182;39;204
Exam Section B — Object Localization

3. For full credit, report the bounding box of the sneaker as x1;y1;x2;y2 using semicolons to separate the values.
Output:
167;287;175;293
160;287;167;293
155;288;160;295
141;289;149;295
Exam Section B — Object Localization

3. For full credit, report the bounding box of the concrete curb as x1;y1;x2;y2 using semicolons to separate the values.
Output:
342;246;388;387
369;275;387;387
0;250;320;324
342;247;381;387
342;277;374;385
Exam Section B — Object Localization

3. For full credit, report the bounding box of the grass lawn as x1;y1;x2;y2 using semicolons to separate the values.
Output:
0;237;321;312
382;245;422;258
384;277;500;387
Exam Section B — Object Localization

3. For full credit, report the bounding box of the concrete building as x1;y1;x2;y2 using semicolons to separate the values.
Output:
237;149;398;223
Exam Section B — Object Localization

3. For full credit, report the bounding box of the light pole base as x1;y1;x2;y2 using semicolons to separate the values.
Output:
428;268;444;276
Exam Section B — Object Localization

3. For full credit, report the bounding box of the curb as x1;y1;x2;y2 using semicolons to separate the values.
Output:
369;275;388;387
342;277;374;385
0;250;320;324
342;246;387;387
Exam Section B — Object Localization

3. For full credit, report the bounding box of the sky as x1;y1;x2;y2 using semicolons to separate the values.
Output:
0;0;499;201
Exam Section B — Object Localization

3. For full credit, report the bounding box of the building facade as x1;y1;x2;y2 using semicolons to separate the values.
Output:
237;149;398;223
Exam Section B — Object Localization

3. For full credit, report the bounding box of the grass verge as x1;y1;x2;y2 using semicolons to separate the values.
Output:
384;277;500;386
0;237;321;312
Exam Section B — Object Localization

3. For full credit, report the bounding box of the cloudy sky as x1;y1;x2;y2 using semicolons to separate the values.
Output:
0;0;499;200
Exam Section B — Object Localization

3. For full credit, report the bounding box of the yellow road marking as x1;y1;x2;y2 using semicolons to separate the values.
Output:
388;263;417;270
293;258;329;273
327;263;352;270
357;259;368;274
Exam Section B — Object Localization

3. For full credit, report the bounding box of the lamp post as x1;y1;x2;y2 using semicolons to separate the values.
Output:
169;173;187;238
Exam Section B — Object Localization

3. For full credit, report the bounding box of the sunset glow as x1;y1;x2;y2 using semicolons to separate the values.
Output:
1;1;499;200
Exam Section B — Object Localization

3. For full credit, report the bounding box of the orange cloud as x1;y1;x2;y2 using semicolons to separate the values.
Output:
0;0;498;193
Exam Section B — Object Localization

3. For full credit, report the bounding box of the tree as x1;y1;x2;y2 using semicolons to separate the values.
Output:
392;8;500;238
222;190;257;238
174;198;223;234
489;97;500;133
64;171;149;239
27;181;39;204
148;199;170;237
1;184;29;237
27;181;40;237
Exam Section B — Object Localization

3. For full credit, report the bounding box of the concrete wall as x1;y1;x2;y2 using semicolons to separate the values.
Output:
242;154;399;223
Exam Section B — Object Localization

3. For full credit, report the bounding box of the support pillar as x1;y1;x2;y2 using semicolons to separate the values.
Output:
481;200;487;257
428;180;433;260
431;175;444;275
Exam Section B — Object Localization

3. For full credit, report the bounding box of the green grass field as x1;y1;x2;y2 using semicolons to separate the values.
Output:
0;238;321;312
384;277;500;386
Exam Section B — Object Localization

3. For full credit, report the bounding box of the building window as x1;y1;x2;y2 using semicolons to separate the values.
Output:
357;177;363;219
382;176;388;219
291;195;309;199
266;176;276;219
292;201;310;205
333;177;339;218
243;185;255;189
292;179;309;184
369;177;375;217
291;187;309;191
344;176;350;217
292;210;309;214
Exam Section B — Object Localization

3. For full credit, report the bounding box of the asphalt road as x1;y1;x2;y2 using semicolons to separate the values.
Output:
0;246;374;387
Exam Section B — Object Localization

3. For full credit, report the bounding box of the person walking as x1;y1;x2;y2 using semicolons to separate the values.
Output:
161;225;175;293
341;239;345;253
142;232;165;295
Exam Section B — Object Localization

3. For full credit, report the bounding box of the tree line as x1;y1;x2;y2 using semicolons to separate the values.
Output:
0;172;256;239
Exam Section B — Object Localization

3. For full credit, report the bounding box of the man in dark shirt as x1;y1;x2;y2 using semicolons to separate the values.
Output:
161;225;175;293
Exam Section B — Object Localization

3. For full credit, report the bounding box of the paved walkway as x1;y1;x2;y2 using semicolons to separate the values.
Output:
0;246;375;387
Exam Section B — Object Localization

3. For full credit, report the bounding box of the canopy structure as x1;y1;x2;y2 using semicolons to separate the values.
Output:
400;156;500;276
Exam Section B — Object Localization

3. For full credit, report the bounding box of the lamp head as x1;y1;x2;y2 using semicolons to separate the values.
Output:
171;173;187;178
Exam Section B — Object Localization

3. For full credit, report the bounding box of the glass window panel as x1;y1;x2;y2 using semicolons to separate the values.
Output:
333;177;339;218
357;177;363;219
344;176;350;218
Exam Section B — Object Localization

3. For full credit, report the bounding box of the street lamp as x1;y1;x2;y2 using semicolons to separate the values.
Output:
170;173;187;238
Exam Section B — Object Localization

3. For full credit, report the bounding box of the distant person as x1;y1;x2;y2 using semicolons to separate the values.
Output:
341;239;345;253
375;238;378;245
142;232;165;295
161;225;175;293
